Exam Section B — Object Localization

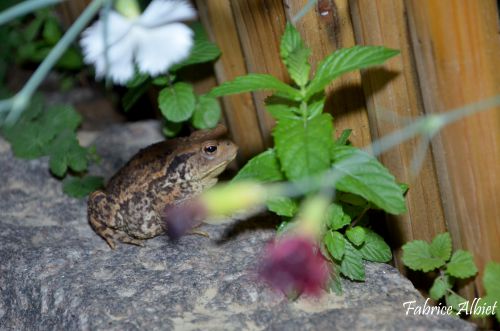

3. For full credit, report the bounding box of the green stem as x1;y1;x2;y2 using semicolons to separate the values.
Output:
0;0;62;26
291;0;318;24
3;0;108;125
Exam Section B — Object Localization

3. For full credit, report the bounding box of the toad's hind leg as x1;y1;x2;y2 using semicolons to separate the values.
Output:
88;191;145;249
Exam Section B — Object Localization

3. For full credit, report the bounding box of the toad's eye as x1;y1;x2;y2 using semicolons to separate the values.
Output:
204;145;217;154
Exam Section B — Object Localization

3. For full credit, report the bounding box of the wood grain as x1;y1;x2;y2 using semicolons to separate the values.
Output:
349;0;447;270
283;0;372;147
230;0;289;146
406;0;500;295
195;0;265;161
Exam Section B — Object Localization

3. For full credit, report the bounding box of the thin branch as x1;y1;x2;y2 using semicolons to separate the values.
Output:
0;0;62;26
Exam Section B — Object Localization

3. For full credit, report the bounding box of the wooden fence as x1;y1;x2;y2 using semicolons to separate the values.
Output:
59;0;500;300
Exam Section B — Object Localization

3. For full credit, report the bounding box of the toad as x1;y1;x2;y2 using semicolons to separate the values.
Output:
88;125;237;249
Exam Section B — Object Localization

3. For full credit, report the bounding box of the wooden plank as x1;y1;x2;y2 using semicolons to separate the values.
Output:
57;1;91;27
349;0;447;270
282;0;372;147
230;0;289;146
195;0;265;161
405;0;500;295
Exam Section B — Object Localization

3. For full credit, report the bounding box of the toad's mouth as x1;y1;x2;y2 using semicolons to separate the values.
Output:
199;159;232;180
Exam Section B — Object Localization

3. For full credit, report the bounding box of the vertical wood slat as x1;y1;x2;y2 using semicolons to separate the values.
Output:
229;0;289;147
283;0;372;147
405;0;500;295
349;0;447;270
195;0;265;161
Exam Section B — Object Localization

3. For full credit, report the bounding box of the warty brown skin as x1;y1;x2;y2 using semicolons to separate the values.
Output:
88;125;238;249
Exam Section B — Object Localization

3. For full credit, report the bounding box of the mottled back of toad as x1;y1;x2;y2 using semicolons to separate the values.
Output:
88;125;238;249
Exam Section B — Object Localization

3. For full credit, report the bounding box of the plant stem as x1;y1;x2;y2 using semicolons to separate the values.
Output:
291;0;318;24
3;0;108;125
0;0;62;26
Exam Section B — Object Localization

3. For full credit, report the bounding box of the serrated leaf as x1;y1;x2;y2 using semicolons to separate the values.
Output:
331;145;406;214
191;95;221;129
335;129;352;146
306;46;399;99
280;23;311;87
48;130;88;177
266;197;298;217
429;275;453;300
346;226;366;246
483;262;500;322
340;239;365;281
41;105;82;133
63;176;104;198
402;240;446;272
307;95;325;120
324;231;345;260
158;82;196;122
274;113;333;180
430;232;452;262
446;250;478;279
357;229;392;262
266;103;301;120
233;149;284;182
209;74;302;101
170;22;221;71
325;203;351;230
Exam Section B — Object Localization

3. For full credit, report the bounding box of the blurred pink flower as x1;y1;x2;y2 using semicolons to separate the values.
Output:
163;199;206;240
258;236;330;296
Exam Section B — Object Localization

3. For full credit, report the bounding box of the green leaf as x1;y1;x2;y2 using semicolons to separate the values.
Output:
266;197;298;217
429;275;453;301
446;250;478;279
325;203;351;230
40;105;82;133
331;145;406;214
122;82;150;112
266;103;301;121
280;23;311;87
346;226;366;246
274;113;333;180
324;231;345;260
402;240;446;272
162;121;182;138
126;72;150;87
170;22;221;71
357;229;392;262
340;239;365;281
233;149;285;182
208;74;302;101
42;17;62;44
483;262;500;322
335;129;352;146
48;130;88;177
63;176;104;198
430;233;452;262
158;82;196;122
306;95;325;120
56;47;84;70
191;95;221;129
306;46;400;99
446;293;468;313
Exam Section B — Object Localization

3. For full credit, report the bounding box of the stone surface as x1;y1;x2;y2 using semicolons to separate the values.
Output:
0;121;476;331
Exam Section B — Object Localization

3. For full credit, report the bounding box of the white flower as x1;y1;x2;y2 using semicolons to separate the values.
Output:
80;0;196;84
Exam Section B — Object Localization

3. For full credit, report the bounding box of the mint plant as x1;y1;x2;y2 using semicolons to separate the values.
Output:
123;23;223;136
402;233;478;314
403;234;499;321
208;23;406;285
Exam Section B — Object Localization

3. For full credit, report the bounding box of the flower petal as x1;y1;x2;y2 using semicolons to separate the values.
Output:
80;11;132;64
139;0;196;27
135;23;193;76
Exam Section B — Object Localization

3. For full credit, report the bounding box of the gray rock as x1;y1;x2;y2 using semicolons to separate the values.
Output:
0;121;476;331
